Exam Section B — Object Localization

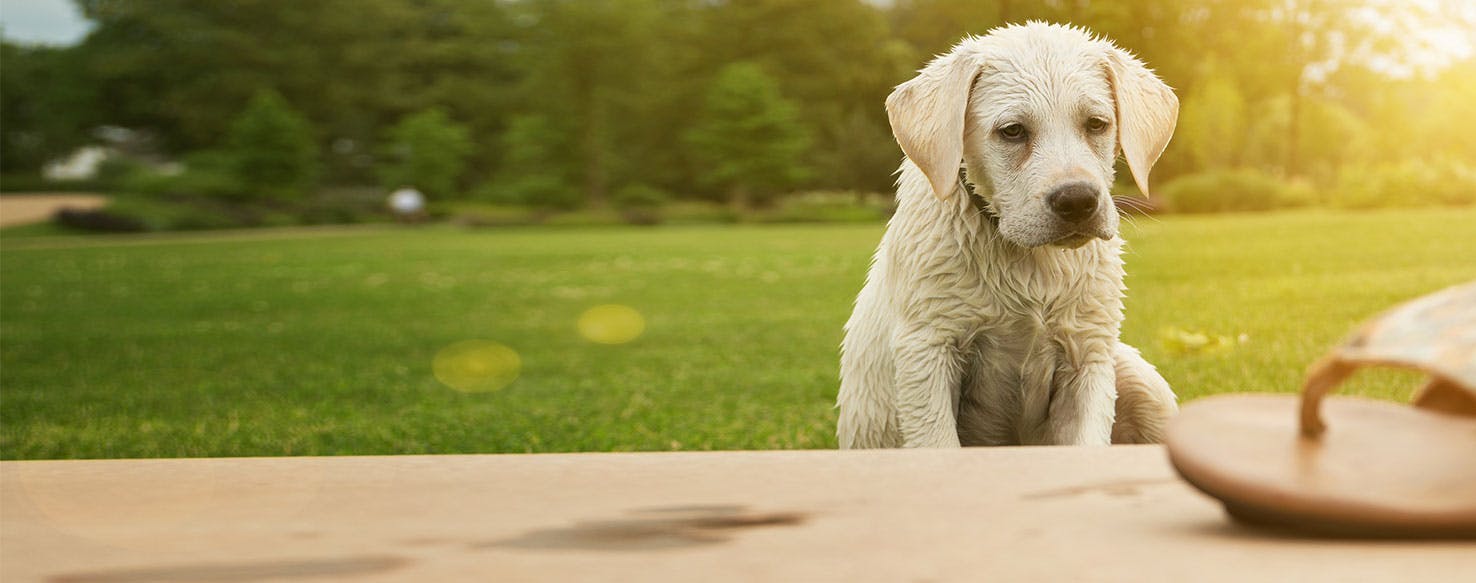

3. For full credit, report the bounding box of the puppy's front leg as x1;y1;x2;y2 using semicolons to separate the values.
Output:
893;333;964;448
1046;358;1117;446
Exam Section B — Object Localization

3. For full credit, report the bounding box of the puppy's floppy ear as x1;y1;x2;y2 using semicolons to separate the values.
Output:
886;51;980;200
1105;48;1179;197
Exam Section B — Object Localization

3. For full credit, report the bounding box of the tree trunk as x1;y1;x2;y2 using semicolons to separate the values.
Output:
582;95;609;209
730;184;751;213
1286;81;1302;177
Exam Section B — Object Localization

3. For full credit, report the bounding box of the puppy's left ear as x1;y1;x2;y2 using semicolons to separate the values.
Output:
1105;48;1178;197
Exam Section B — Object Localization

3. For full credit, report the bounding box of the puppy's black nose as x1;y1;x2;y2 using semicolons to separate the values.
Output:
1046;183;1099;223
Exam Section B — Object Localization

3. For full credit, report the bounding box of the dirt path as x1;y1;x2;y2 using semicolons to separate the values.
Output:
0;193;109;227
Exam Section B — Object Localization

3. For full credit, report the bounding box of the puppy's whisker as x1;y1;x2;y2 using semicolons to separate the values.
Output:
1112;195;1161;225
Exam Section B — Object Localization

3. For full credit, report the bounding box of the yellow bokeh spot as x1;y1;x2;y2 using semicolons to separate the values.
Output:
578;304;645;345
433;340;521;392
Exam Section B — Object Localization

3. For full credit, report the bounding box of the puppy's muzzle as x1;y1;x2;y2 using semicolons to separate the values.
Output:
1046;182;1100;224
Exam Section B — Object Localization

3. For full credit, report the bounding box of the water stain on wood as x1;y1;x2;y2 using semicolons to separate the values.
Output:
1020;478;1178;500
485;505;807;551
49;555;411;583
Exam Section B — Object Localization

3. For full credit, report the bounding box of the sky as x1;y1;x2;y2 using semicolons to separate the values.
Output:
0;0;93;46
0;0;1467;68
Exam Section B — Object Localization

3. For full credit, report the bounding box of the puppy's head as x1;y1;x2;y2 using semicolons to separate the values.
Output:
886;22;1178;249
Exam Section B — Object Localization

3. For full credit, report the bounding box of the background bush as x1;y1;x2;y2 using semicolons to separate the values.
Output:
1331;158;1476;210
762;191;893;223
480;174;582;211
226;90;320;202
613;183;671;225
377;108;473;200
0;174;107;193
1158;170;1307;214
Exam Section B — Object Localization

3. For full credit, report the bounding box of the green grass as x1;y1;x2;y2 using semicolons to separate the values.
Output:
2;208;1474;459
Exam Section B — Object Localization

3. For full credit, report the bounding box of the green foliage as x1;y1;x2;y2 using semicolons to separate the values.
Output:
700;0;910;193
482;175;582;211
763;191;893;223
1158;169;1310;214
484;114;578;209
69;187;390;233
0;41;98;172
227;91;320;201
119;151;246;201
0;174;108;193
1294;99;1374;180
1331;159;1476;210
101;195;241;231
378;108;474;199
612;183;670;225
93;156;149;188
686;62;811;208
5;0;1471;214
1179;69;1246;170
4;209;1474;457
612;184;670;210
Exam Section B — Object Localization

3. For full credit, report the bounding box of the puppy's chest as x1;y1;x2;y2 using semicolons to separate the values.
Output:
964;310;1063;364
954;267;1124;378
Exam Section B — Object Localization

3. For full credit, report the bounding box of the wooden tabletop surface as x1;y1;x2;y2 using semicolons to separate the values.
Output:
3;446;1472;582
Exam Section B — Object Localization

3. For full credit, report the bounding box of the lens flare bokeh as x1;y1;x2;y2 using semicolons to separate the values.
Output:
577;304;646;345
432;340;521;392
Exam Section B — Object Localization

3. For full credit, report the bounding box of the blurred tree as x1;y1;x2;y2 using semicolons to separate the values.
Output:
74;0;517;185
686;62;811;210
890;0;1007;60
0;41;99;172
486;114;579;209
1294;98;1373;181
226;90;319;201
1178;68;1247;170
7;0;1461;210
702;0;912;193
378;108;473;199
1414;60;1476;164
506;0;681;207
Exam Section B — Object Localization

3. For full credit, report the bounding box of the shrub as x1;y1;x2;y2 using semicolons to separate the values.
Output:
663;201;741;224
378;107;473;199
119;160;244;201
613;183;670;225
762;191;892;223
479;175;581;211
613;183;670;209
0;173;107;193
53;207;147;232
92;156;148;189
686;62;811;209
226;90;320;201
1157;169;1299;214
1331;158;1476;209
298;187;389;225
85;196;241;232
443;202;542;227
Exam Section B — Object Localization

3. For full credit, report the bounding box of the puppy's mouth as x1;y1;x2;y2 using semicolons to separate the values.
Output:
1048;226;1113;249
996;216;1115;250
1049;233;1096;249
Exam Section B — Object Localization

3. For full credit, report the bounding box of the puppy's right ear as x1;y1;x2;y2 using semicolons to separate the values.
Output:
886;52;980;200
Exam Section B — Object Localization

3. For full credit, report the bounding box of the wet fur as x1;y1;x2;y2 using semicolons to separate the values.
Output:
837;23;1180;448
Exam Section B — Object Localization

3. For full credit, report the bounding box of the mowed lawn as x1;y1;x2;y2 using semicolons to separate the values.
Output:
2;208;1474;459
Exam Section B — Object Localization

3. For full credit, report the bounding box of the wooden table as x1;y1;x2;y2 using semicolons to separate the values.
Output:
3;446;1471;582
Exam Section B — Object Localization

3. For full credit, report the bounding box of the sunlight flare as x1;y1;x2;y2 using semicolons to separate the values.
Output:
578;304;646;345
433;340;521;392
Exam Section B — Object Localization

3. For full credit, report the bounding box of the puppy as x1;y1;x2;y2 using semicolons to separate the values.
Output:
838;22;1179;448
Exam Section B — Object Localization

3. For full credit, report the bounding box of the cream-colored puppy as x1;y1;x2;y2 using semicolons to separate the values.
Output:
838;22;1179;448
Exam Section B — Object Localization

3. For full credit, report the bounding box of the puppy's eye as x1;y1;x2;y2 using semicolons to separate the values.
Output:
1085;117;1110;134
997;123;1028;142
